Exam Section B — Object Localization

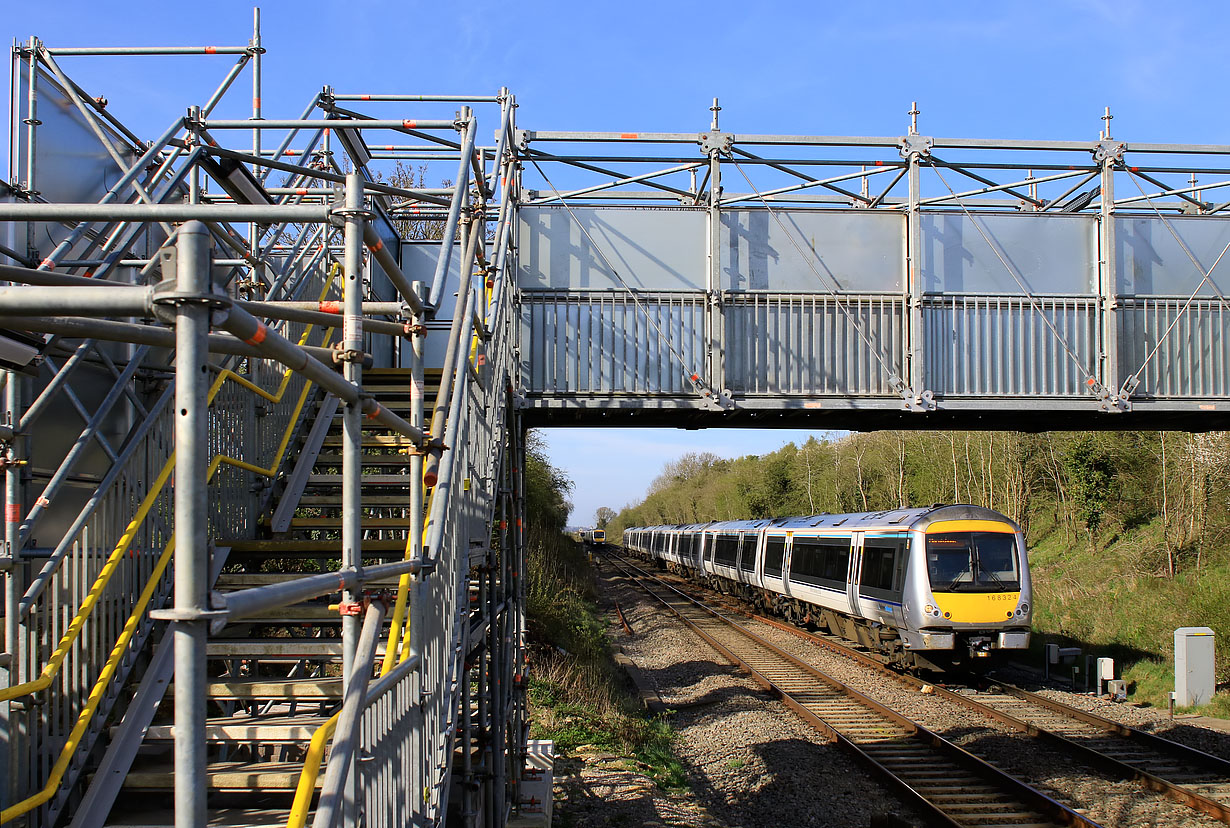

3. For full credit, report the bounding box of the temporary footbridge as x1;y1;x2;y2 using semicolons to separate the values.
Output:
5;12;1230;828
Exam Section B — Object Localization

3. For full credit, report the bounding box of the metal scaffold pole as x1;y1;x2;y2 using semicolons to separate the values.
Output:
341;170;366;700
171;221;213;828
2;371;21;813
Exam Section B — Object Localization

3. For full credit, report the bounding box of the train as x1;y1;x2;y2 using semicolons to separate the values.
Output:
623;505;1032;670
577;528;606;546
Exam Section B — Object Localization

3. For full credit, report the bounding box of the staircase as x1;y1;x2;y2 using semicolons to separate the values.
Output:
91;369;435;827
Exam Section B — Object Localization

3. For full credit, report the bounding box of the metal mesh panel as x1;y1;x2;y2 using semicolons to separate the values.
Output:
923;295;1098;396
1121;298;1230;397
724;293;904;395
520;291;705;395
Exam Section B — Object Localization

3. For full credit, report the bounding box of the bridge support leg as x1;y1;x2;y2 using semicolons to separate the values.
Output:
340;172;366;824
2;372;22;811
1099;148;1122;408
172;221;213;828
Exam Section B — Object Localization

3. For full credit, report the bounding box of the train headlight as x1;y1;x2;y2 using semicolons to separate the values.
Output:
925;604;935;615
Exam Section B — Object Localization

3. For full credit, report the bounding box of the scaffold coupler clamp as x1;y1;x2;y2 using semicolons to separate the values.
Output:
698;130;734;156
688;373;735;411
1082;377;1121;412
327;196;374;229
1093;141;1127;165
151;594;230;635
151;245;232;326
334;339;366;364
889;375;935;412
898;134;933;160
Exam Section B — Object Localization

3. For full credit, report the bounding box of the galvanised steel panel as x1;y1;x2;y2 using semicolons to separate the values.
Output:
1115;215;1230;296
520;291;705;394
13;64;161;261
724;293;904;395
720;209;904;292
402;241;464;321
923;296;1098;396
517;206;707;290
16;65;137;207
1121;298;1230;397
921;212;1096;294
401;240;463;373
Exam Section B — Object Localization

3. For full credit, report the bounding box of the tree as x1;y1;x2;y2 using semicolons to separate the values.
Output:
594;506;616;529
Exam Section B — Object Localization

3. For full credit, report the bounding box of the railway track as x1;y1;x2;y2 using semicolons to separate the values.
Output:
696;572;1230;825
602;551;1102;828
608;548;1230;826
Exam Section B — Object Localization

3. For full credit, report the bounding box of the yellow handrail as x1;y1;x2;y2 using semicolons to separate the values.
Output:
287;364;449;826
289;229;507;828
287;485;437;826
0;285;338;823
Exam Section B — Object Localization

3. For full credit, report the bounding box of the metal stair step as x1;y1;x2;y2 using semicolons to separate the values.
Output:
137;716;329;743
240;604;344;622
206;638;343;658
312;453;417;465
215;573;401;587
201;678;342;699
320;435;421;447
306;474;412;485
103;807;291;826
296;494;413;506
223;538;409;554
122;761;320;790
287;517;411;529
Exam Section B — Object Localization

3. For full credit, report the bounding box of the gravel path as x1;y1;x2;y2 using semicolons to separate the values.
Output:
576;561;930;828
575;557;1230;828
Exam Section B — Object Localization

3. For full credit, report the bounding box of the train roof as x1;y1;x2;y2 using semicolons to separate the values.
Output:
626;505;1019;535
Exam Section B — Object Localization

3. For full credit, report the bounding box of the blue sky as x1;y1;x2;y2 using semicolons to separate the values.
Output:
7;1;1228;523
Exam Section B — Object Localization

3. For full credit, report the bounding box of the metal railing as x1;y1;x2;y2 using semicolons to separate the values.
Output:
922;294;1100;397
726;292;905;396
520;290;706;395
0;268;340;824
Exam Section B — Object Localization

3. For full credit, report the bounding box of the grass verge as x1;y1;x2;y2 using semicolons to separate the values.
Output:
1028;518;1230;714
525;530;688;791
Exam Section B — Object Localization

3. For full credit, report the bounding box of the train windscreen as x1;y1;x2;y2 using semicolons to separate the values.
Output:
926;532;1019;592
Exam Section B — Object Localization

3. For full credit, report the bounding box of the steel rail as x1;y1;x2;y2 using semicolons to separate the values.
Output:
639;552;1230;825
602;552;1102;828
772;609;1230;823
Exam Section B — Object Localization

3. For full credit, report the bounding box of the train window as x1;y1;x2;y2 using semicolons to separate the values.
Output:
713;535;739;567
738;535;757;572
859;538;905;599
789;537;849;589
927;532;1019;592
763;536;786;577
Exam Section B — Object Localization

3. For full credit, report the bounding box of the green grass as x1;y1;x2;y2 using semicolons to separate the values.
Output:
525;529;689;791
1027;516;1230;716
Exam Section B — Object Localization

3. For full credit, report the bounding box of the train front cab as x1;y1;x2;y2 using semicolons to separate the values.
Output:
900;513;1033;665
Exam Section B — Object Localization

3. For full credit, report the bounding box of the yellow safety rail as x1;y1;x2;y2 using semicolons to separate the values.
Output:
0;279;339;823
286;475;436;827
287;268;494;826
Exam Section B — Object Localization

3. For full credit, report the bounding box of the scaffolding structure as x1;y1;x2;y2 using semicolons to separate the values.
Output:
3;12;526;828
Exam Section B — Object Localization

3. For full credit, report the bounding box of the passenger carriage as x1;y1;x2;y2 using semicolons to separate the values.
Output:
625;505;1032;670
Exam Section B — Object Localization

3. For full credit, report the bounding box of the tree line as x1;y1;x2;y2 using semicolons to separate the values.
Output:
607;431;1230;578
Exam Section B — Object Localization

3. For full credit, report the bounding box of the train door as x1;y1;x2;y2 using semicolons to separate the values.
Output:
846;532;863;616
